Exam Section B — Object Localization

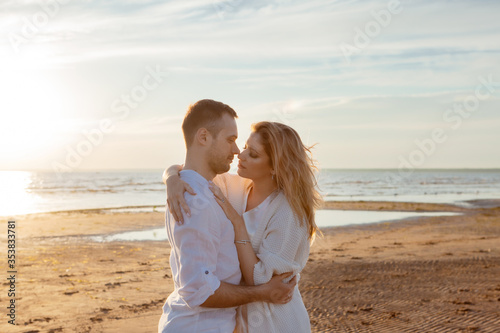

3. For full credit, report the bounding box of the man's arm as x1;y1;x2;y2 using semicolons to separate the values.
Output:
201;273;297;308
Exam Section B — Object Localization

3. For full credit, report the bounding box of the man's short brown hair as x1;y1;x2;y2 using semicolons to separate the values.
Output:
182;99;238;147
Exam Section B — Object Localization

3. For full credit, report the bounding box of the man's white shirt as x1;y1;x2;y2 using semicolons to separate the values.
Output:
159;170;241;333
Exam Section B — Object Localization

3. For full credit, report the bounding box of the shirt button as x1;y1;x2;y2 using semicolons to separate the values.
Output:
205;270;209;274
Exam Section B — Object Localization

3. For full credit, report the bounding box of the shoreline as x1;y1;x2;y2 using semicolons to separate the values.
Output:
1;200;499;332
3;197;486;219
0;201;466;240
6;199;496;240
3;196;498;220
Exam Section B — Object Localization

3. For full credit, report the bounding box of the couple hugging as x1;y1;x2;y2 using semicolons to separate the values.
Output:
158;99;322;333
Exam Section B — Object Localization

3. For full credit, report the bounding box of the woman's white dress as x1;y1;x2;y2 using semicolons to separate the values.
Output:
214;173;311;333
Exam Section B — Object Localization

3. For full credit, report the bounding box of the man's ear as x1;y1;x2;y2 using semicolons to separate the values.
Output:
195;127;212;146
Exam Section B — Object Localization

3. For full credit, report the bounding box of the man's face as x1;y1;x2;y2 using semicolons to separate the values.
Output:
207;114;240;174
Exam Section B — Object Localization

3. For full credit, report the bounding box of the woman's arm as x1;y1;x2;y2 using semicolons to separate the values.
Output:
209;183;259;285
163;165;196;224
165;166;248;224
162;165;183;185
252;205;309;286
232;220;259;285
210;184;308;288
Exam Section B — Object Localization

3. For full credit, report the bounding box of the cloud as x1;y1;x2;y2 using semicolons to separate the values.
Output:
1;0;499;169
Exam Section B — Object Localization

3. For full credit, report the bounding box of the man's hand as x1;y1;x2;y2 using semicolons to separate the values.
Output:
261;272;297;304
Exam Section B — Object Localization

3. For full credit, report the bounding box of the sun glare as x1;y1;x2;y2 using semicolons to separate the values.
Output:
0;58;65;162
0;171;39;216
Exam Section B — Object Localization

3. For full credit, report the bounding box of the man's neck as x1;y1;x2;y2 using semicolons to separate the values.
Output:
184;152;216;181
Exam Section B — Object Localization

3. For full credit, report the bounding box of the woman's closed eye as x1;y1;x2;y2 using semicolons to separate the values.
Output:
242;144;258;158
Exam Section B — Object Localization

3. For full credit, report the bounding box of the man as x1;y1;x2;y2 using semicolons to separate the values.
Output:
158;99;296;333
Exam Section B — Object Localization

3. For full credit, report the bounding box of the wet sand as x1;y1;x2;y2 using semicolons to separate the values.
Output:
1;200;499;332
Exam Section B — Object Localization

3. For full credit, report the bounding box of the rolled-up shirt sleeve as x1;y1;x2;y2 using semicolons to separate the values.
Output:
172;203;222;308
252;208;310;286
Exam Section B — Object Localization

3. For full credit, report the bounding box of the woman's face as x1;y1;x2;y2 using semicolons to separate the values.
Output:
237;132;273;180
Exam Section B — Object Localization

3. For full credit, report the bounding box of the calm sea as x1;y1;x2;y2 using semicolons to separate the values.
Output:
1;169;500;216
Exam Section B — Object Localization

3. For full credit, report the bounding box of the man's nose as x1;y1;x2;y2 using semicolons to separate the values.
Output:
233;143;240;155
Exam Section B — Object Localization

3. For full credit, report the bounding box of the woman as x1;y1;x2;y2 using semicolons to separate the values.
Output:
166;121;323;332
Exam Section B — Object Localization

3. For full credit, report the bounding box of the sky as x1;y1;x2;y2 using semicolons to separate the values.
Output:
1;0;499;172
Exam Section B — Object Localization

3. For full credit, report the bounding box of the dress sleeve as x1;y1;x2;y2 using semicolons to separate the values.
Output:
252;206;310;285
171;195;222;308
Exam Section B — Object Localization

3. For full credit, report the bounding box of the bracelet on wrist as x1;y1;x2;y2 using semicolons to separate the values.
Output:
234;239;251;245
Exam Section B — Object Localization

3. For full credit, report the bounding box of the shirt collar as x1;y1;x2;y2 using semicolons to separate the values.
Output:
179;169;211;187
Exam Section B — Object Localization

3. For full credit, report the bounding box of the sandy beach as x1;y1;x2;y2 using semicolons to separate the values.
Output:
2;200;499;333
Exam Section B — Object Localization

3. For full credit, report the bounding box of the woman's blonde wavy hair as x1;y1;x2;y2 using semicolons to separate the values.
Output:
251;121;323;241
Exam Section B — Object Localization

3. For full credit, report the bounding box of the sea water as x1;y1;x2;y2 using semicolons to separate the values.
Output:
1;169;499;216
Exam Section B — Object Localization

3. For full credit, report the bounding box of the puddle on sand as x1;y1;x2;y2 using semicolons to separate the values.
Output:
89;210;460;242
